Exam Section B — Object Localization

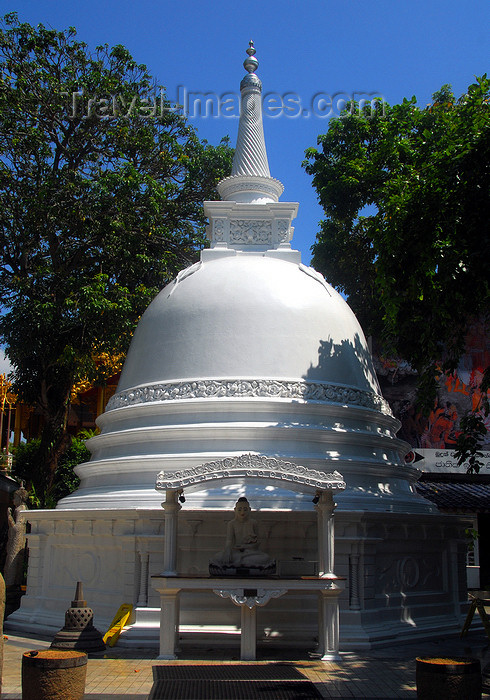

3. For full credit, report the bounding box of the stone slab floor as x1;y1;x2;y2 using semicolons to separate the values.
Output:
2;630;490;699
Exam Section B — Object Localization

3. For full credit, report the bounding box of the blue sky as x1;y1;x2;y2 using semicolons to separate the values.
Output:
6;0;489;262
0;1;488;373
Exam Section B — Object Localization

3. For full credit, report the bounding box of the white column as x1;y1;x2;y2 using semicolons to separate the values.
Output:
175;594;181;653
161;489;181;576
23;532;48;598
315;496;325;576
349;552;361;610
316;596;325;657
240;605;257;661
137;547;149;607
319;587;341;661
157;588;180;659
317;490;335;577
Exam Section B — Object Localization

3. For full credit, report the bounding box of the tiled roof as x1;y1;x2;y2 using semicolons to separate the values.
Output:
416;480;490;513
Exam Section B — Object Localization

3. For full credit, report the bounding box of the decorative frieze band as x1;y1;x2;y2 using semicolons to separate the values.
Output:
106;378;391;414
155;454;346;492
216;175;284;202
209;216;291;247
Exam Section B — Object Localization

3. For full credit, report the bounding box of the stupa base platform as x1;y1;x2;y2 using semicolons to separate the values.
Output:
6;507;471;654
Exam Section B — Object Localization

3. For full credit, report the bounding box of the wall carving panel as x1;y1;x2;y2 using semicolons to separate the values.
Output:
229;219;272;244
276;219;290;242
212;219;225;241
376;553;441;594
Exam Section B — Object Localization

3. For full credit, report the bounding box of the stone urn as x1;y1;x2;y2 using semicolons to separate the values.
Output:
416;656;481;699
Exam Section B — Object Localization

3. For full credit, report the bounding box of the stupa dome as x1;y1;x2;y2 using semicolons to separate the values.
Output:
117;253;379;395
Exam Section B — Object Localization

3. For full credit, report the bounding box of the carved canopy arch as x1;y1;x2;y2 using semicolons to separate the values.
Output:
155;453;345;494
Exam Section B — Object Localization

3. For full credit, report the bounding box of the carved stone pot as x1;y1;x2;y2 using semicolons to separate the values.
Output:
22;649;87;700
416;656;481;700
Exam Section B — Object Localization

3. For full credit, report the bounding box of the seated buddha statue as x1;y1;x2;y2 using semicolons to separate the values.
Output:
209;497;275;576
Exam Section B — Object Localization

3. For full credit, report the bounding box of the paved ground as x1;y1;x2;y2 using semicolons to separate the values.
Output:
2;628;490;699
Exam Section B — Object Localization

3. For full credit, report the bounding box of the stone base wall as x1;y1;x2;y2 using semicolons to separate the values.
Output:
6;508;470;650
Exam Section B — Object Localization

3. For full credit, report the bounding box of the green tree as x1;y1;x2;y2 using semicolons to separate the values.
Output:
12;431;91;508
304;77;490;466
0;13;233;498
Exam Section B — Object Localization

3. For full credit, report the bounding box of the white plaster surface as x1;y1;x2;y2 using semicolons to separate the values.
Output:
58;247;424;513
117;253;379;392
7;508;470;650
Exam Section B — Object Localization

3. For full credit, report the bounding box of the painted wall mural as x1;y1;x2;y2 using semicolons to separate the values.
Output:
374;319;490;451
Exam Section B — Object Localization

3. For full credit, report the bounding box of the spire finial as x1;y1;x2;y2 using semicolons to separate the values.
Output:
244;40;258;74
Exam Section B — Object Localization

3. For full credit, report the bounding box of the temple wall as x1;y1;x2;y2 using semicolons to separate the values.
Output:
6;507;470;650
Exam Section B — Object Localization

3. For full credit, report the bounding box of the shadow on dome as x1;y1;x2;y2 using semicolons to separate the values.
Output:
303;333;379;394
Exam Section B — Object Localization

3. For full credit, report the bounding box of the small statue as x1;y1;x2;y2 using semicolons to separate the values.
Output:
4;485;29;588
209;497;275;576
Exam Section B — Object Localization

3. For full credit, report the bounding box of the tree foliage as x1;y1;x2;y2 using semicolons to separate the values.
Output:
12;432;91;508
0;13;233;494
304;77;490;465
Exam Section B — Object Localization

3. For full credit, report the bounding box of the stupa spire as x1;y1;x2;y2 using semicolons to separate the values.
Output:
231;40;270;178
205;42;298;255
217;42;284;204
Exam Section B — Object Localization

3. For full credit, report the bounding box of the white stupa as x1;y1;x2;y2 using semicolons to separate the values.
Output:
8;43;468;649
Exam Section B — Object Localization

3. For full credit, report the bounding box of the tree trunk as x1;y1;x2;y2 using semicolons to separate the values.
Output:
38;378;73;504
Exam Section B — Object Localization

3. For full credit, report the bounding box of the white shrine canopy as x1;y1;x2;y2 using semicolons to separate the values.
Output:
155;454;346;496
154;453;346;581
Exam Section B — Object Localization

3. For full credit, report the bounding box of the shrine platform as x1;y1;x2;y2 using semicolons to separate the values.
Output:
151;574;343;662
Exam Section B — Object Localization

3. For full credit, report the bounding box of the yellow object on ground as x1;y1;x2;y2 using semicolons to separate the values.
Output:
103;604;133;647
